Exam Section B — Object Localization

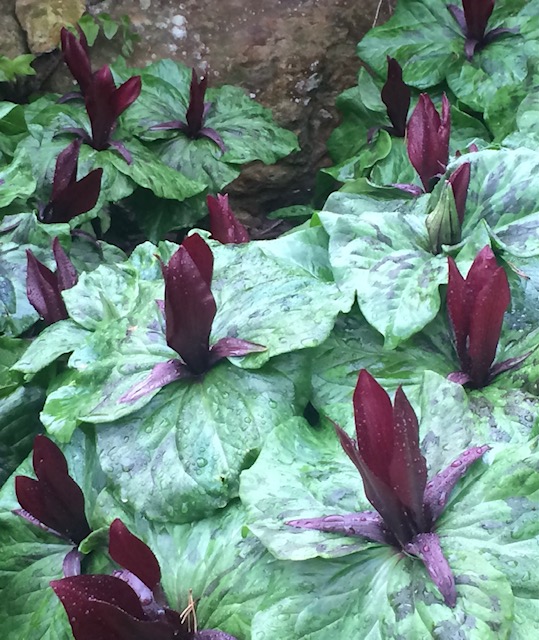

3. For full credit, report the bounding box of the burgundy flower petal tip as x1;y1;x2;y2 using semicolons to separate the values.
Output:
285;511;388;544
61;27;93;95
207;194;249;244
84;65;141;154
209;337;266;365
15;435;91;544
446;246;518;388
195;631;240;640
42;140;103;223
26;249;68;325
405;532;456;607
109;519;161;592
381;57;411;138
447;162;471;225
391;183;425;197
406;93;450;193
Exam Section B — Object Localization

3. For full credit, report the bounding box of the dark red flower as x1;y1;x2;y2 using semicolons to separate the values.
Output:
120;234;264;402
446;246;529;388
207;194;249;244
149;68;226;152
14;435;91;545
380;57;411;138
287;369;490;607
26;238;78;325
40;140;103;223
448;0;516;60
406;93;451;193
51;519;238;640
60;26;92;96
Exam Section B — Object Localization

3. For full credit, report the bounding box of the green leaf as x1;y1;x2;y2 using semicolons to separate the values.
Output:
90;352;308;522
0;151;37;209
319;192;447;347
251;548;513;639
356;0;531;112
0;54;35;83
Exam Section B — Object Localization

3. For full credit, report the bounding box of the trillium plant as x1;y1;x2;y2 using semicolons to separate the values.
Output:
14;435;91;575
150;68;226;152
39;139;103;223
3;2;539;639
286;369;490;607
368;56;411;142
207;194;249;244
446;246;529;388
448;0;515;60
121;233;264;401
26;238;78;325
51;519;238;640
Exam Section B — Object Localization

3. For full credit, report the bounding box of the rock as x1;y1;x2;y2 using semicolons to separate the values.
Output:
15;0;85;53
0;3;27;58
84;0;392;220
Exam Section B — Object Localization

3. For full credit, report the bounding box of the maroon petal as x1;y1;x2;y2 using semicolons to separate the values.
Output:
389;387;428;531
199;127;227;153
49;168;103;223
164;237;216;374
60;27;93;95
467;265;510;387
186;69;207;134
462;0;494;42
207;194;249;244
112;76;142;119
119;359;190;404
285;510;388;544
380;57;411;138
209;337;266;365
446;370;472;385
404;532;456;607
424;445;490;522
447;162;471;225
26;250;68;325
406;94;450;192
52;238;78;291
52;140;81;201
109;519;161;591
50;575;175;640
464;245;501;299
85;65;117;150
15;435;91;544
182;233;214;287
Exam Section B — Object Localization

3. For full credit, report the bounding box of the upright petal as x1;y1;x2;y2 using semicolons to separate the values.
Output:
447;162;471;225
463;0;495;42
15;435;91;544
111;76;142;119
380;57;411;137
389;387;428;531
182;233;214;287
207;194;249;244
52;140;80;201
109;519;161;592
52;238;78;291
26;250;68;325
163;236;216;374
186;69;207;134
467;266;510;387
49;167;103;223
407;94;450;192
60;27;93;95
85;65;117;150
463;245;500;299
